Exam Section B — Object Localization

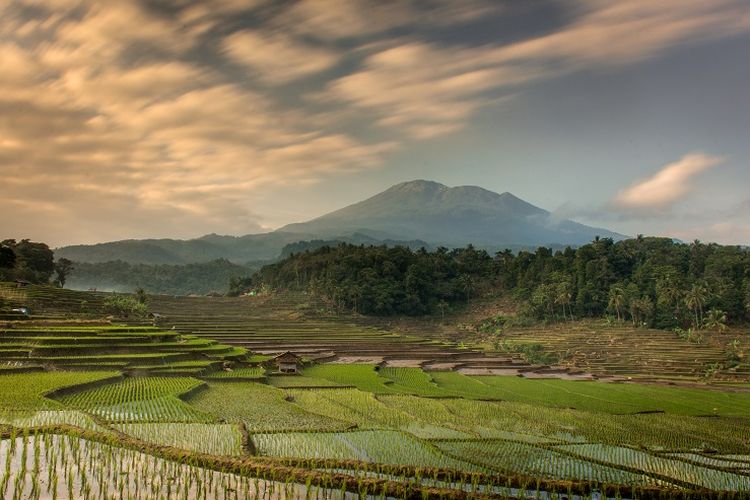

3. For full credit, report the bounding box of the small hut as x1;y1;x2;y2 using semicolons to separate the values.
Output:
274;351;301;374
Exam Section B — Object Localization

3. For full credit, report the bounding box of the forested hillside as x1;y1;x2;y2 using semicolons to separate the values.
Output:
247;237;750;329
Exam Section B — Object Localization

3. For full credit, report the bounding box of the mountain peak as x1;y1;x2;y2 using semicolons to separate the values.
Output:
278;179;625;247
388;179;447;192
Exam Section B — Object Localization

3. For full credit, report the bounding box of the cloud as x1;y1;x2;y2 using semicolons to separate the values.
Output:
275;0;498;41
222;30;339;84
2;0;750;246
322;0;750;139
0;1;397;246
613;153;725;210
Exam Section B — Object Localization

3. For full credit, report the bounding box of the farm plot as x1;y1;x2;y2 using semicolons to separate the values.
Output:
560;444;750;491
378;367;453;397
53;376;211;422
115;423;243;456
431;371;750;416
201;366;265;380
0;410;109;433
253;430;482;471
433;440;658;486
301;364;396;393
185;381;347;432
266;375;343;388
288;388;468;439
0;371;119;410
378;395;558;442
0;433;335;500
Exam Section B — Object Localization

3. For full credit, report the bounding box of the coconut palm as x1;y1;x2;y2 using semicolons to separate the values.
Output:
554;280;573;321
703;308;728;332
684;283;710;330
608;285;625;322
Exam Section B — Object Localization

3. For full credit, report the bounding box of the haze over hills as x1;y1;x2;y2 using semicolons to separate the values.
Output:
56;180;626;265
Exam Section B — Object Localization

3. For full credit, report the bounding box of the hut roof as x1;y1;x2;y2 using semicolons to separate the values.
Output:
274;351;301;363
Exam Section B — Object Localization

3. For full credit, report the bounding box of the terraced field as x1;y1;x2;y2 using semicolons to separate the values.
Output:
501;321;750;380
2;283;750;498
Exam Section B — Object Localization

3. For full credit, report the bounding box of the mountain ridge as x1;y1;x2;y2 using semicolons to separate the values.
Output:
56;180;627;264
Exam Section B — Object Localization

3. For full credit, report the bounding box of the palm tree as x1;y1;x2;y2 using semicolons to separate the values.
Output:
458;274;474;305
703;308;728;332
608;285;625;322
554;280;573;321
684;283;709;329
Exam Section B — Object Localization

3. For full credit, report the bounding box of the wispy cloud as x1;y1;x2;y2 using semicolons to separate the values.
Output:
222;30;339;84
613;153;724;210
1;0;749;245
322;0;750;139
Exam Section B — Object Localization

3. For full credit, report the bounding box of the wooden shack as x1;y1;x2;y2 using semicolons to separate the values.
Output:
274;351;301;374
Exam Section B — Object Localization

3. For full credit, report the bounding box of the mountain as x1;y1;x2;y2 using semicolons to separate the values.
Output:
278;180;626;248
55;232;311;265
56;180;625;266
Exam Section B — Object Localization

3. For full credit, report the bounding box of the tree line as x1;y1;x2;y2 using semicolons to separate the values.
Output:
0;239;73;287
242;237;750;329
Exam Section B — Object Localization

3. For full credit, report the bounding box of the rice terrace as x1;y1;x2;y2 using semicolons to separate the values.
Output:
1;271;750;499
3;0;750;498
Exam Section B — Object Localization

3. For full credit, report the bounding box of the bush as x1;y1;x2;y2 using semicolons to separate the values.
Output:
103;295;148;319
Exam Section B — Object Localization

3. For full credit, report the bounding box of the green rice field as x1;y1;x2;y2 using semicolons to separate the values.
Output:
2;284;750;498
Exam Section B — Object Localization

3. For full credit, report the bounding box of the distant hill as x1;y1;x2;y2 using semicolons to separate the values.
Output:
56;232;311;265
279;180;626;248
56;180;626;266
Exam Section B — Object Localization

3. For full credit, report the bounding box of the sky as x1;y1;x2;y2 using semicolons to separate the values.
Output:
1;0;749;247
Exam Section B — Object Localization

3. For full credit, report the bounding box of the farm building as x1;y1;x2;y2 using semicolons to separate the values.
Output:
274;351;301;374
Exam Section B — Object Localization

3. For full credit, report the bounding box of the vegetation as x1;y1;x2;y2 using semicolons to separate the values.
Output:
246;237;750;331
102;295;148;319
1;281;749;497
0;239;54;284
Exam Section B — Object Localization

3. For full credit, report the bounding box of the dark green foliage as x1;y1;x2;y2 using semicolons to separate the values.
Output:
0;239;54;284
248;237;750;326
53;258;74;288
0;245;15;270
250;244;495;315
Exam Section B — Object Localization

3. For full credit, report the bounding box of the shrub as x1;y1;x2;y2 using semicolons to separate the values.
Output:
103;295;148;319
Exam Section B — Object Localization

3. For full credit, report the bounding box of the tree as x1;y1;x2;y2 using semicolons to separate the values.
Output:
8;239;54;283
703;308;728;332
0;245;15;281
134;287;149;305
0;245;15;269
554;278;573;321
684;282;710;329
54;258;74;288
608;284;625;322
629;296;654;326
458;274;475;305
